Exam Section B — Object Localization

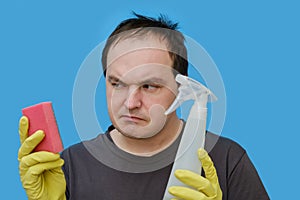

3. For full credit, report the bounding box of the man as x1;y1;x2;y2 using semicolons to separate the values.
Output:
18;13;269;200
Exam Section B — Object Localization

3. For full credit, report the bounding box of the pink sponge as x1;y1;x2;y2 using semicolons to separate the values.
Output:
22;102;63;153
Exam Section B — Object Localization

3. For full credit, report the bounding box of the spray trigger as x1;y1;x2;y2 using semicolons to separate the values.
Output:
165;74;217;115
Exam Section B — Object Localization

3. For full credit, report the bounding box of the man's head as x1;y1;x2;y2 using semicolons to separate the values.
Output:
103;13;188;139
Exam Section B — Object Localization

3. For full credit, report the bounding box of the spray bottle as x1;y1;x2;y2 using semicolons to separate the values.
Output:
163;74;217;199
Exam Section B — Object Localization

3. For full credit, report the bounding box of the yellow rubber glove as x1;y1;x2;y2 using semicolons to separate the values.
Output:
168;148;222;200
18;116;66;200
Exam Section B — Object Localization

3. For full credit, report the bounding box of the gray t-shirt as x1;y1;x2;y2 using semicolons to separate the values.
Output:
61;126;269;200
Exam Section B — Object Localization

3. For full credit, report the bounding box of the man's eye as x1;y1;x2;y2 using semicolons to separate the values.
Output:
142;84;160;91
111;82;125;89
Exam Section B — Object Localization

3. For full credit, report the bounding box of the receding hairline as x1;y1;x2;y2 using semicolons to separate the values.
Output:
107;28;174;55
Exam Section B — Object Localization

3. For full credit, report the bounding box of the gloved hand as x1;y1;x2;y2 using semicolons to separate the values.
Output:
168;148;222;200
18;116;66;200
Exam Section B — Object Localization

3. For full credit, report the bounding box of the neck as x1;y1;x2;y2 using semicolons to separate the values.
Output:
110;116;183;157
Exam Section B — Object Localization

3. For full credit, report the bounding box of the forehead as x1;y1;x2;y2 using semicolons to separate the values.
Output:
106;36;171;68
106;36;174;81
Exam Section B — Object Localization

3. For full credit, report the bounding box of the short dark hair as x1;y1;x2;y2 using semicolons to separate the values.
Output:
101;12;188;76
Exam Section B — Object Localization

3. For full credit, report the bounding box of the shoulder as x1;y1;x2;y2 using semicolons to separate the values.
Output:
206;132;245;156
61;133;107;160
205;132;247;174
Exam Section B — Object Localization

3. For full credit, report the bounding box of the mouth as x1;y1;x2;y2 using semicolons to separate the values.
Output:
121;115;146;123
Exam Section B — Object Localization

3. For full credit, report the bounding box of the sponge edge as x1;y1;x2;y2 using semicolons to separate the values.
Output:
22;102;64;153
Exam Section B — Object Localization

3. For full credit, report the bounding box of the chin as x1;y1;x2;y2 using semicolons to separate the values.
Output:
117;125;160;139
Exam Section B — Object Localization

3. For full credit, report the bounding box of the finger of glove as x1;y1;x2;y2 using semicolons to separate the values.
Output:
22;159;64;186
19;116;29;144
20;152;61;170
175;169;215;197
18;130;45;160
169;186;208;200
25;158;64;176
198;148;218;184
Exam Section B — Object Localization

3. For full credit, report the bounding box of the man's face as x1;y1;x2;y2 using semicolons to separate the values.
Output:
105;36;178;139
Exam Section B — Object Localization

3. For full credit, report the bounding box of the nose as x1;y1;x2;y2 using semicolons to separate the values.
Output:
124;86;142;109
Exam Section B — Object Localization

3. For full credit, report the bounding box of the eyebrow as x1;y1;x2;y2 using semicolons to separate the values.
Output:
107;75;168;86
107;75;121;82
139;77;167;85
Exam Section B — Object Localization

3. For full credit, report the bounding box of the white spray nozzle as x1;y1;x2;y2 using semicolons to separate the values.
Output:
165;74;217;115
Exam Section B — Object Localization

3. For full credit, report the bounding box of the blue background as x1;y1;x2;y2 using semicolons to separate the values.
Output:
1;0;299;199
